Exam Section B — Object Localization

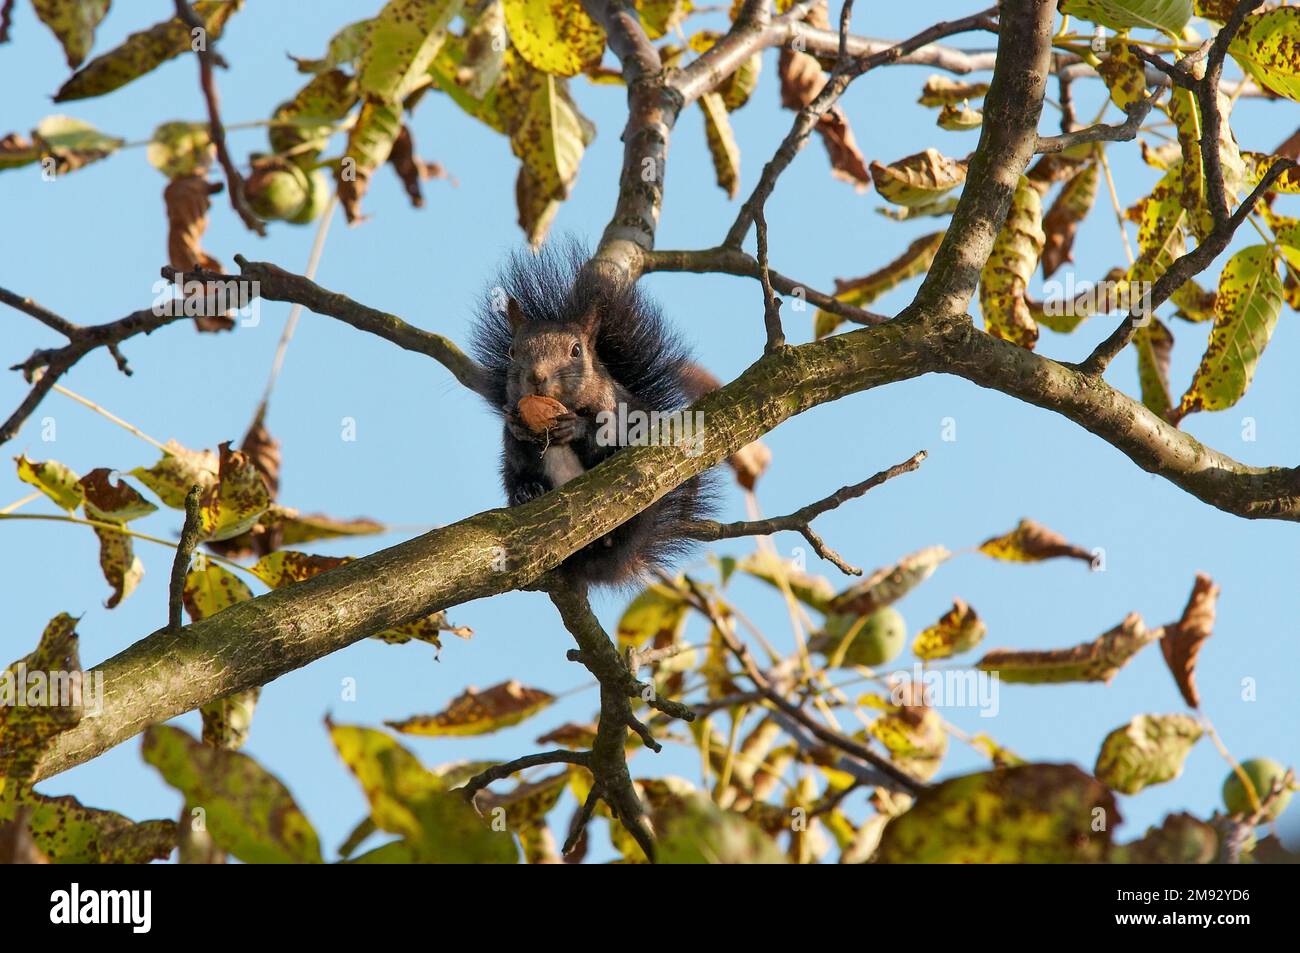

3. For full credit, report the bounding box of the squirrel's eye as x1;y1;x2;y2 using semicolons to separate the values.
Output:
571;341;582;358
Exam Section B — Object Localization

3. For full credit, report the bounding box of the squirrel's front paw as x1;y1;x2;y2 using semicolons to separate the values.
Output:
545;412;582;444
504;408;539;443
510;481;548;505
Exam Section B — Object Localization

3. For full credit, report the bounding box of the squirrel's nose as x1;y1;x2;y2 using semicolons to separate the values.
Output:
529;370;547;387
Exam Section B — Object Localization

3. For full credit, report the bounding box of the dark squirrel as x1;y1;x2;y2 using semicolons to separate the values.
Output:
471;244;714;586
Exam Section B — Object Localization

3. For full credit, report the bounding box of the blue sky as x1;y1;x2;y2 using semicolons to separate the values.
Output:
2;1;1297;860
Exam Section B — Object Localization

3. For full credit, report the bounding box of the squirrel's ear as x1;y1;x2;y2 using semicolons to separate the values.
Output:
506;297;526;332
576;305;600;338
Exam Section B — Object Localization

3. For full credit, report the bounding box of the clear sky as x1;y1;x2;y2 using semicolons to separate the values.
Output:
3;1;1297;860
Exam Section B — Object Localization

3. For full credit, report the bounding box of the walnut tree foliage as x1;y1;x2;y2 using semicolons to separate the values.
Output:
2;0;1299;864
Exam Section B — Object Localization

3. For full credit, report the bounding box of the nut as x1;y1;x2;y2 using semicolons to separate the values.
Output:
517;395;568;432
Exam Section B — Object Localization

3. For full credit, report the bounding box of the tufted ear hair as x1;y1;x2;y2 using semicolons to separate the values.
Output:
506;297;526;332
575;304;601;340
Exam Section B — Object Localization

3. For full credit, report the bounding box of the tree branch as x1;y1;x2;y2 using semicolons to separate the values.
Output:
174;0;264;235
1034;88;1162;155
907;0;1056;320
682;450;927;575
166;485;203;633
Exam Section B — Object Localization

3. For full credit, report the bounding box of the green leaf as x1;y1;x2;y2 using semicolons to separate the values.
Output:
386;680;555;737
979;175;1044;349
616;581;689;648
183;556;259;749
734;551;836;613
1167;84;1244;240
1094;714;1203;795
976;612;1157;684
0;614;83;785
358;0;462;103
268;70;358;162
870;148;967;207
0;789;176;863
32;0;111;69
32;115;123;174
699;91;740;199
1177;245;1284;418
502;59;594;245
54;0;243;102
1229;7;1300;103
1115;812;1218;863
875;763;1117;863
338;96;403;223
328;722;517;863
129;440;218;509
142;724;323;864
1059;0;1191;33
15;455;83;511
502;0;605;77
829;546;950;616
814;231;944;338
654;792;788;864
292;19;373;74
146;121;213;178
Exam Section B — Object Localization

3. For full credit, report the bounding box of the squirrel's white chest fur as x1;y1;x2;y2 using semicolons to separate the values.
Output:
542;445;585;487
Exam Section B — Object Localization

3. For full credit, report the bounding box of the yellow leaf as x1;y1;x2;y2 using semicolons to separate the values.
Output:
15;455;82;511
503;0;605;76
978;175;1044;349
976;612;1157;684
870;148;967;207
387;680;555;737
912;598;986;661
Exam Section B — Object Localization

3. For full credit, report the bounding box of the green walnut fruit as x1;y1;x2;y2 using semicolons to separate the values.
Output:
245;161;310;221
289;168;331;225
818;607;906;667
1223;758;1293;821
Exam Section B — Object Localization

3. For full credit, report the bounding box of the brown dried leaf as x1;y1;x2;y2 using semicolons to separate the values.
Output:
386;680;556;737
1160;573;1219;708
164;174;231;332
778;48;870;187
387;124;448;209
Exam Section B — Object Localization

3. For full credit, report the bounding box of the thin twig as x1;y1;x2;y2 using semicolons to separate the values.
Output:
682;450;927;575
754;208;785;352
167;485;204;632
1035;88;1162;154
460;750;590;803
174;0;264;235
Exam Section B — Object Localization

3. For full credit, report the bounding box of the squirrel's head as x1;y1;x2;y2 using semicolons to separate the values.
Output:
504;297;604;406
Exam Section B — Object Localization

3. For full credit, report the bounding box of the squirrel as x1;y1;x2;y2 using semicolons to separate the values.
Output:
471;243;714;586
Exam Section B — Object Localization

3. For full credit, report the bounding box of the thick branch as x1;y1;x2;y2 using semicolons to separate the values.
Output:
908;0;1055;320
